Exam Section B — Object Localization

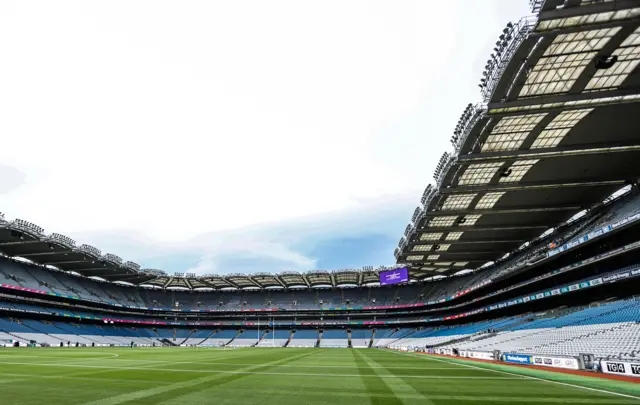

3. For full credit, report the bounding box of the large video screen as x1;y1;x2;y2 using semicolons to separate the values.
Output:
379;268;409;286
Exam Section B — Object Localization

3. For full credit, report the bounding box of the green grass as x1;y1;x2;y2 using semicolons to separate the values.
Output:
0;347;637;404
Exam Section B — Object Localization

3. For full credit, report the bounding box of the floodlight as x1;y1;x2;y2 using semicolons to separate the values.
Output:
594;54;618;70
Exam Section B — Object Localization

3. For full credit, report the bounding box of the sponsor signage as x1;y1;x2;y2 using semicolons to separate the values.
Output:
602;272;630;283
601;360;640;378
503;354;532;364
380;268;409;286
590;278;602;286
460;351;494;360
531;356;580;370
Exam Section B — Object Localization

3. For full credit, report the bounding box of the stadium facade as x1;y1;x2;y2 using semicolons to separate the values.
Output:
1;0;640;376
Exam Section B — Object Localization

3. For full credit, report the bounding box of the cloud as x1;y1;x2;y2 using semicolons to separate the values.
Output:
0;164;26;195
0;0;530;275
59;193;414;275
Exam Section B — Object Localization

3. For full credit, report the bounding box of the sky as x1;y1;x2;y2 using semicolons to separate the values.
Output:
0;0;531;276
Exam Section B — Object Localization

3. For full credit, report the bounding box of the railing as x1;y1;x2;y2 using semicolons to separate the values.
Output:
48;233;76;249
479;17;537;102
452;104;486;153
79;244;101;258
435;154;457;186
104;253;123;265
9;219;44;236
421;185;436;206
530;0;543;14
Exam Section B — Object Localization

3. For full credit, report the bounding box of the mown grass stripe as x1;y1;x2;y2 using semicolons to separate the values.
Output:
359;350;435;405
79;349;321;405
387;350;640;400
193;386;640;403
352;349;403;405
0;360;527;378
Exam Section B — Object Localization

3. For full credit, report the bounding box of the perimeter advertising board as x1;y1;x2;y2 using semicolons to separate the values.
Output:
532;355;580;370
502;353;532;364
459;350;494;360
600;360;640;378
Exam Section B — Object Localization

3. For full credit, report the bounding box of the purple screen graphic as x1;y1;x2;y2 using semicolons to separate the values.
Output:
379;268;409;286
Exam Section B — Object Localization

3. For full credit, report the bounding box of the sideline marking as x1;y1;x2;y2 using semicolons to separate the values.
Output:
385;350;640;401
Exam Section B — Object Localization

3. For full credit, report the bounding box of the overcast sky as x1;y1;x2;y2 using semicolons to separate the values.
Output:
0;0;530;275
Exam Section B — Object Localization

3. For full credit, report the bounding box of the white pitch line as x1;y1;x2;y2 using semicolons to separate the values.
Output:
78;350;321;405
0;360;526;379
0;351;119;359
386;351;640;401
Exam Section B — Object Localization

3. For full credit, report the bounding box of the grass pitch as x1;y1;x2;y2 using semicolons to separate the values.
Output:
0;347;638;404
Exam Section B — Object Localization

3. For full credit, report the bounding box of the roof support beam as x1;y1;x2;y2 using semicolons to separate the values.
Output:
418;224;550;232
0;240;44;247
402;251;503;258
71;267;119;272
272;276;288;288
458;142;640;163
439;178;627;194
42;260;94;266
95;272;140;278
117;274;151;282
12;251;64;258
424;205;581;216
489;87;640;111
410;239;526;245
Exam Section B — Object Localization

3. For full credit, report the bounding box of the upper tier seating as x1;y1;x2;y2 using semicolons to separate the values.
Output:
1;191;638;312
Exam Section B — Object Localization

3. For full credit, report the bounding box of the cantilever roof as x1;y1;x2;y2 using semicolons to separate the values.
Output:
0;216;406;289
396;1;640;275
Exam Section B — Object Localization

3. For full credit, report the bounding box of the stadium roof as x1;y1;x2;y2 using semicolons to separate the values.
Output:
0;214;406;289
4;0;640;288
395;0;640;274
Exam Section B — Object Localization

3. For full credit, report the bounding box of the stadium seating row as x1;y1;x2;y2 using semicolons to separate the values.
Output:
1;297;637;360
385;298;640;360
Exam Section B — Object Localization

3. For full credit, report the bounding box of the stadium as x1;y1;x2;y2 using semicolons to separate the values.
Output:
2;0;640;403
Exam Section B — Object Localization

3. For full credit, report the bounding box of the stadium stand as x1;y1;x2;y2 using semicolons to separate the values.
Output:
350;329;373;348
319;330;349;348
229;330;261;347
199;330;238;347
0;188;637;313
288;330;318;348
441;298;640;360
0;2;638;380
256;330;290;347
